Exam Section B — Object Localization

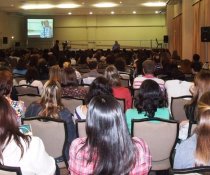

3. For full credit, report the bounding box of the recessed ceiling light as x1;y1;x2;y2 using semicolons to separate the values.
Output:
89;11;93;15
93;2;118;8
133;11;136;14
120;1;122;4
57;3;80;8
11;4;14;7
21;4;54;9
142;2;166;7
111;11;115;14
68;12;72;15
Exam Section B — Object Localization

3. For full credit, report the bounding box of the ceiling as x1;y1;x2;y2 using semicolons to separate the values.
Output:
0;0;169;16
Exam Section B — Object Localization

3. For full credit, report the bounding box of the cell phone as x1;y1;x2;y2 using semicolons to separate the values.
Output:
19;124;33;135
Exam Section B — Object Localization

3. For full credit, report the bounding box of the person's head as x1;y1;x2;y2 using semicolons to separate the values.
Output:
142;59;155;75
193;54;200;62
135;79;167;117
0;96;30;161
49;65;61;82
25;67;39;84
0;69;13;96
85;76;113;104
88;60;98;70
195;91;210;166
61;67;78;86
104;65;121;87
39;80;63;118
114;57;126;72
85;95;136;174
192;70;210;99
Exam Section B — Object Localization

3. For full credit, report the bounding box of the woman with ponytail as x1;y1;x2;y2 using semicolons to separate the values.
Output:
174;91;210;168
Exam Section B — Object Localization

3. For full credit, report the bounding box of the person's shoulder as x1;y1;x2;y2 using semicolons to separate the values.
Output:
126;108;138;116
70;137;86;150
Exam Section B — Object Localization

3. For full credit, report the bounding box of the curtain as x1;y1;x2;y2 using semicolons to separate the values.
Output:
172;15;182;58
192;0;210;63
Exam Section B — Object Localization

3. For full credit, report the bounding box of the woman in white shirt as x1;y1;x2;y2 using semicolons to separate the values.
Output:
0;96;55;175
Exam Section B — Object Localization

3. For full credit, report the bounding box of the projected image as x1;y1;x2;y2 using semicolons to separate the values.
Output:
27;19;53;38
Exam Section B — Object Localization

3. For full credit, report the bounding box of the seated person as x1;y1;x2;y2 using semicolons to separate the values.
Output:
0;69;25;124
69;95;151;174
126;79;170;133
174;91;210;168
19;67;43;94
25;80;76;161
82;60;102;79
133;59;165;91
104;65;132;110
0;96;55;175
74;76;113;120
61;66;87;99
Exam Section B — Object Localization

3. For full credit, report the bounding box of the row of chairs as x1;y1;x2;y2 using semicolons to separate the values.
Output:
0;118;199;174
17;91;192;122
75;118;199;174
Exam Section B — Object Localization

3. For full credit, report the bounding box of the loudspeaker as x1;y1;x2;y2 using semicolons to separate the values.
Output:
3;37;8;44
163;35;168;43
201;27;210;42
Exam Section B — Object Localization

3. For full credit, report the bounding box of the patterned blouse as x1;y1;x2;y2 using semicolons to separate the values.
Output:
62;86;88;99
69;137;152;175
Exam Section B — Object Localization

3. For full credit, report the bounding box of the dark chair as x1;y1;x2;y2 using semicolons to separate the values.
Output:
171;96;193;122
131;118;179;172
62;96;85;114
0;165;22;175
18;94;41;109
14;85;39;95
172;166;210;174
75;119;86;138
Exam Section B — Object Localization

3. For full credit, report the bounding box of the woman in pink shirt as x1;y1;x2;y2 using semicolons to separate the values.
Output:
69;95;151;175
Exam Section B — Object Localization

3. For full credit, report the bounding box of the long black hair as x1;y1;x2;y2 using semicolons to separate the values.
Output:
135;79;167;117
84;95;137;175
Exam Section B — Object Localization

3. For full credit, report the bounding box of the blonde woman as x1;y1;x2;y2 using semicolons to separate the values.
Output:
25;80;76;160
174;91;210;168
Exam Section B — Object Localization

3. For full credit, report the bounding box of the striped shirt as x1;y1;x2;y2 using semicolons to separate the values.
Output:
133;74;165;91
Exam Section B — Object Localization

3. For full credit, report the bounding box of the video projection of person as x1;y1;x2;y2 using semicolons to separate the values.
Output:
40;20;53;38
27;19;53;38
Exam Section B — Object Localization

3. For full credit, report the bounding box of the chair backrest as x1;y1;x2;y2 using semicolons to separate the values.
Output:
0;165;22;175
14;85;39;95
172;166;210;175
131;118;179;171
120;78;130;87
62;96;85;114
75;119;86;138
188;122;198;138
18;94;41;109
116;98;126;113
171;96;193;122
22;117;67;164
133;88;140;98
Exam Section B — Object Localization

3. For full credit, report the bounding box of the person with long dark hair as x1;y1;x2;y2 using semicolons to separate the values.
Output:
74;76;113;120
126;79;170;133
0;96;55;175
69;95;151;174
